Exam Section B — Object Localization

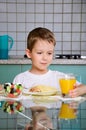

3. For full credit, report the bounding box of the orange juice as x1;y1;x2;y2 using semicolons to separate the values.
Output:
59;77;76;94
59;103;76;119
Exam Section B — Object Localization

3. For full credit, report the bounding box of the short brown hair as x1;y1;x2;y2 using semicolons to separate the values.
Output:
27;27;56;51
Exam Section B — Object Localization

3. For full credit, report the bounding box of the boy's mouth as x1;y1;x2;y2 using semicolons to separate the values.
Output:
40;62;48;65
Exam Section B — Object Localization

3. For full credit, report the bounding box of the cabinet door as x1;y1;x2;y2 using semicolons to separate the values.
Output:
21;64;31;72
0;65;21;84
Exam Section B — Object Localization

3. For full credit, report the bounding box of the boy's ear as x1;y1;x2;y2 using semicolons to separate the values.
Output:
26;49;32;58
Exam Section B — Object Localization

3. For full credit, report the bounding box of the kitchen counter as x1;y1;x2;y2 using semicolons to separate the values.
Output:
0;58;86;65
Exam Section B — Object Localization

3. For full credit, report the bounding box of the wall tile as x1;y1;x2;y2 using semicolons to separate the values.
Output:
72;33;81;41
17;13;25;22
0;0;86;56
17;23;25;32
72;14;81;23
63;23;71;32
54;14;62;23
8;23;16;31
45;4;53;13
54;4;62;13
63;4;72;13
45;14;53;22
0;23;7;32
0;13;7;22
8;13;17;22
63;14;71;22
35;4;44;13
72;23;80;32
0;3;6;12
73;4;81;13
63;33;71;41
54;23;62;32
7;3;16;12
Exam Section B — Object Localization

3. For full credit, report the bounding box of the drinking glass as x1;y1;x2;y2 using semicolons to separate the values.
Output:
59;73;76;97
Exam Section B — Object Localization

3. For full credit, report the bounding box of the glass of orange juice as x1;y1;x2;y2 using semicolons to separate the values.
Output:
59;73;76;96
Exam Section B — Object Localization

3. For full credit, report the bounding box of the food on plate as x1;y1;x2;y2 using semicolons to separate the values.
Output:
28;85;58;96
2;101;24;114
29;85;57;93
4;83;23;98
22;85;59;96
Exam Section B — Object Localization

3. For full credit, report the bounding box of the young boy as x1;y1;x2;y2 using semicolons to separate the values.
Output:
13;27;86;97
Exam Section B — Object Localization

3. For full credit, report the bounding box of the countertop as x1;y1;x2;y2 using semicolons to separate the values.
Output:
0;96;86;130
0;56;86;65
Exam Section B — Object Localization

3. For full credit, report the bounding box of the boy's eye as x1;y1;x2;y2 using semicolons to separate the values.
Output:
48;52;53;55
37;52;42;54
36;52;53;55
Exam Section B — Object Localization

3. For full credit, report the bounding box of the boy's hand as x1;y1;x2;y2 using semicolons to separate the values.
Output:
69;84;86;98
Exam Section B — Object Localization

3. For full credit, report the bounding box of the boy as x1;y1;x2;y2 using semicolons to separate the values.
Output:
13;27;86;97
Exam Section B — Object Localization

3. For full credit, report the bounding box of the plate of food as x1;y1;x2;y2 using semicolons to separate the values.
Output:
23;85;59;96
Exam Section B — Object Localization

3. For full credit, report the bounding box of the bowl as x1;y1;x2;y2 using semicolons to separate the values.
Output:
4;83;23;98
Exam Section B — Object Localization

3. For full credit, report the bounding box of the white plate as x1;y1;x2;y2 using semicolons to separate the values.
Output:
23;89;58;96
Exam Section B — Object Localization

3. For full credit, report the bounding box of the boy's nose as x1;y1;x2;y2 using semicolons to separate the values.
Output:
42;54;47;60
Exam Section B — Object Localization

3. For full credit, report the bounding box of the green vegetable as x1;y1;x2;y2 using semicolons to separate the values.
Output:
7;86;11;93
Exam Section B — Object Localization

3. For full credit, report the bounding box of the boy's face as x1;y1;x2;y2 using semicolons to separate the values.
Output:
26;39;54;74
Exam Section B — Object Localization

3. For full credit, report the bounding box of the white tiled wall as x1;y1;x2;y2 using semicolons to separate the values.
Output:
0;0;86;57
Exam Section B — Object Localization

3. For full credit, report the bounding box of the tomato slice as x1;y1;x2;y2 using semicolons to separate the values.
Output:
16;89;21;94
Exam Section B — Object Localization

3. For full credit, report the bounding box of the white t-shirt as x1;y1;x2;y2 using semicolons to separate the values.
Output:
13;70;64;91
